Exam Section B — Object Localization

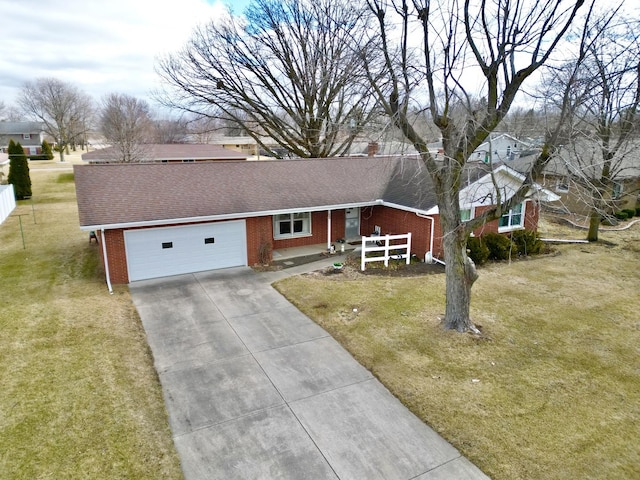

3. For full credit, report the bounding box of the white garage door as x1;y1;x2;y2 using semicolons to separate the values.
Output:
124;220;247;281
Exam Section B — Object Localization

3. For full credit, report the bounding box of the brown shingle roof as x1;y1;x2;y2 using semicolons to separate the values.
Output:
81;144;248;162
74;156;437;228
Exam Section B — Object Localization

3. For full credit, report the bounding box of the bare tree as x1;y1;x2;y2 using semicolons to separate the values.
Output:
1;104;26;122
363;0;590;332
18;78;94;162
151;116;189;144
156;0;382;158
100;93;153;162
562;18;640;241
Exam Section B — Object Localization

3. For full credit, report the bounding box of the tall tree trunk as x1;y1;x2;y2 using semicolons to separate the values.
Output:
440;199;480;332
587;208;600;242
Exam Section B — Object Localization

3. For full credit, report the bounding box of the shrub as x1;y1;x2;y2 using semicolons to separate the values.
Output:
467;237;489;265
636;207;640;216
614;211;628;220
510;230;544;256
41;140;54;160
7;140;32;199
622;208;636;218
483;232;512;261
258;241;272;264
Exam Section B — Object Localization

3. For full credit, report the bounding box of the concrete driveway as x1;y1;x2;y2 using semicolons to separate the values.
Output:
130;267;490;480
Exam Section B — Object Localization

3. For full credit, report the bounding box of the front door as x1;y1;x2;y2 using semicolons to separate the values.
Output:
345;208;360;239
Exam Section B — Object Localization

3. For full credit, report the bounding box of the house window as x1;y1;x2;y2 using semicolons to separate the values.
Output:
274;212;311;239
460;208;472;222
556;178;569;193
23;134;31;140
498;203;524;231
162;242;173;249
612;182;623;199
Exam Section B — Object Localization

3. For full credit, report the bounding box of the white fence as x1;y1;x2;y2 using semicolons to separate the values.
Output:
0;184;16;225
360;232;412;271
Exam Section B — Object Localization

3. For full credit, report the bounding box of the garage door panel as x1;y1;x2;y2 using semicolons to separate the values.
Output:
125;221;247;281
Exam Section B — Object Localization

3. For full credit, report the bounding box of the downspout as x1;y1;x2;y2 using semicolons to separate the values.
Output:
416;213;445;265
327;209;332;250
100;229;114;294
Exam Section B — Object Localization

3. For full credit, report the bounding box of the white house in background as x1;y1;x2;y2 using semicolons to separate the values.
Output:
0;184;16;225
472;133;533;163
426;134;534;163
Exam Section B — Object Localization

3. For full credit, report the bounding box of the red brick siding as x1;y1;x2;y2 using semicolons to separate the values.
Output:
524;200;540;231
246;211;348;265
360;206;440;259
104;229;129;284
471;199;539;237
246;216;273;265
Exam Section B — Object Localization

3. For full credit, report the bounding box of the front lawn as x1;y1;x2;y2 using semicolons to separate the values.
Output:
275;222;640;480
0;162;182;479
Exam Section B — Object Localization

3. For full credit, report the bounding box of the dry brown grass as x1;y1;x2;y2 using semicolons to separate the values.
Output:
0;158;182;479
275;220;640;480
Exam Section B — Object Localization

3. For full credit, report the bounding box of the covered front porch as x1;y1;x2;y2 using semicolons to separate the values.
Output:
271;242;358;268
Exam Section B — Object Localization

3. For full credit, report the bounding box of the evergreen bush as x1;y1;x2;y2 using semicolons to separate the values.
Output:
614;211;628;220
7;140;32;199
510;230;544;256
29;140;54;160
467;237;489;265
622;208;636;218
483;232;512;260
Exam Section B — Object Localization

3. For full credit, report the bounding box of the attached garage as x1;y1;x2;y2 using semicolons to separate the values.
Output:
124;220;247;281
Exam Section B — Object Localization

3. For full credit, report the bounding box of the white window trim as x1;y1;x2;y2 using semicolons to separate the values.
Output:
460;206;474;222
23;134;31;140
273;212;312;239
498;202;525;232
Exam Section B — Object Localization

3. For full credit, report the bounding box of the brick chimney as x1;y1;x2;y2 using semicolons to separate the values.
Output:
367;142;379;157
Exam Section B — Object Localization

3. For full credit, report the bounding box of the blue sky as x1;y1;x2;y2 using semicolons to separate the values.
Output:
0;0;251;111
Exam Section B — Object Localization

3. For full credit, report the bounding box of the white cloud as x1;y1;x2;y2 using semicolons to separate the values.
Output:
0;0;248;110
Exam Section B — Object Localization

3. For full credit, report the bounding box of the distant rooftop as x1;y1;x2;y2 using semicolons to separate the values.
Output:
81;143;248;163
0;121;45;134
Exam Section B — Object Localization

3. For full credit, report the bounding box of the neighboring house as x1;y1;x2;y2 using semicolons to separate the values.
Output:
207;135;285;160
208;136;265;158
347;141;418;157
511;142;640;215
74;156;555;285
0;122;45;155
81;144;249;163
428;134;533;163
473;133;532;163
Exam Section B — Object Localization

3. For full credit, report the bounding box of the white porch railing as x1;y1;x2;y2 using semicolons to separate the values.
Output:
360;232;412;271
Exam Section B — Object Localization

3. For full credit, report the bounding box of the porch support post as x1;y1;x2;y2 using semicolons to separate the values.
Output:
327;209;332;250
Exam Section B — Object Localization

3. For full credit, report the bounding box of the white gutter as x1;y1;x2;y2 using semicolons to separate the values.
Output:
100;229;113;294
416;213;435;255
415;212;445;265
383;201;439;216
